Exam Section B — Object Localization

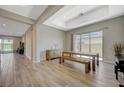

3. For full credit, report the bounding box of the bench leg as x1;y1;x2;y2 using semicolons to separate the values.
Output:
88;63;91;71
59;57;61;64
85;64;90;73
59;57;64;64
62;58;64;63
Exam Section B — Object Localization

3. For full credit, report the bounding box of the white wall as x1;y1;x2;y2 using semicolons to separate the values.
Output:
25;30;32;60
22;35;25;42
36;24;65;62
66;16;124;63
12;37;21;51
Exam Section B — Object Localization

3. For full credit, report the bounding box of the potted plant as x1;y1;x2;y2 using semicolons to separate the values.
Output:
19;42;24;55
114;43;124;57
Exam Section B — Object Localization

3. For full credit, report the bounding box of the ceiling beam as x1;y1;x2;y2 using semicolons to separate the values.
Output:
36;5;64;24
0;35;21;38
0;8;35;25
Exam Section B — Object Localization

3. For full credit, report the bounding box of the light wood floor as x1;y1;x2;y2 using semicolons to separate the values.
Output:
0;53;119;87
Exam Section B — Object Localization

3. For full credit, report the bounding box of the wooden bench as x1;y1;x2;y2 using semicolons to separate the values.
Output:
59;51;91;73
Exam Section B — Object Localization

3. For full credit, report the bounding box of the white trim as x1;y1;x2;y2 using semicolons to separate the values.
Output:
26;55;31;60
102;59;114;64
0;8;34;25
32;58;46;63
32;60;40;63
39;58;46;62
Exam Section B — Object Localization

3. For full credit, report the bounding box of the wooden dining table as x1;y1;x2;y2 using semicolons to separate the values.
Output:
62;51;99;71
75;52;99;71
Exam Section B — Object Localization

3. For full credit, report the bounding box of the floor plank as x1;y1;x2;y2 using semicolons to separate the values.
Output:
0;53;119;87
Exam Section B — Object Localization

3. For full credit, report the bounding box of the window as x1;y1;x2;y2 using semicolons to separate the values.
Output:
90;31;103;57
0;39;13;52
73;34;81;52
73;31;103;59
81;33;90;53
3;39;13;52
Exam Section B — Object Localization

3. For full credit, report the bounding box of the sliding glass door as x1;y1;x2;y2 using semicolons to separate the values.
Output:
73;35;81;52
81;33;90;53
73;31;103;60
90;31;103;57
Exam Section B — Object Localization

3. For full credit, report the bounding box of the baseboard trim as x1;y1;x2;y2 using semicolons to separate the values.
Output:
33;60;40;63
33;58;46;63
40;58;46;62
26;56;31;60
102;59;114;64
25;55;44;63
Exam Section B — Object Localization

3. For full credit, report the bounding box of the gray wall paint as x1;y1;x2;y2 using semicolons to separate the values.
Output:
36;24;65;62
66;16;124;63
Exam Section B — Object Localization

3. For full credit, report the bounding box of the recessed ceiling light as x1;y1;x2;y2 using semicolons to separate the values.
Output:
2;24;6;27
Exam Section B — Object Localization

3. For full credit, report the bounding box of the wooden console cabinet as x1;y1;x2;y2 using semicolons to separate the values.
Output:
46;49;61;61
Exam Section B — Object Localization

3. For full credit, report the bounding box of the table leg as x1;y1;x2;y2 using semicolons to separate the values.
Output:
59;57;61;64
97;54;99;66
88;63;91;71
92;56;95;71
62;57;64;63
